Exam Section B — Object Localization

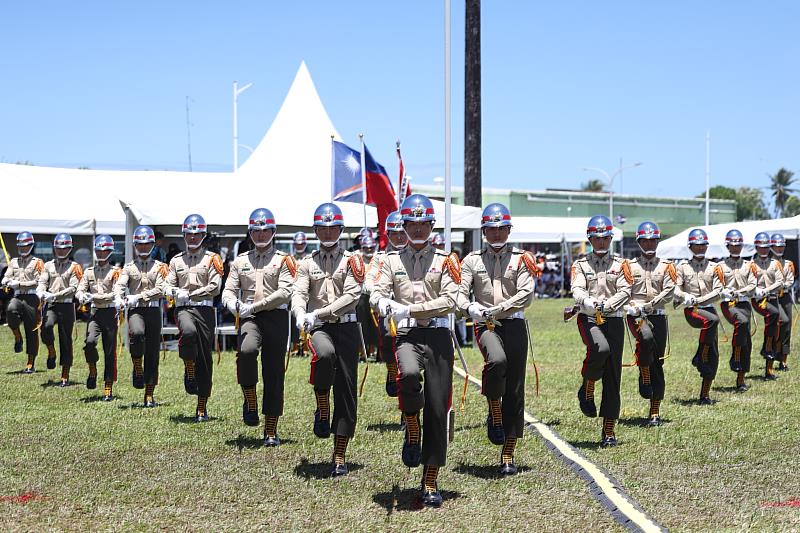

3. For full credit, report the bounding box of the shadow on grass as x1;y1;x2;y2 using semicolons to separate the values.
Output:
618;416;672;427
169;414;216;424
5;369;45;375
749;375;780;382
671;398;717;406
372;484;461;513
541;418;561;427
454;423;483;432
293;457;364;480
224;435;297;451
80;395;124;404
569;440;602;450
39;380;78;389
453;462;531;480
117;402;170;410
366;422;404;433
712;385;741;393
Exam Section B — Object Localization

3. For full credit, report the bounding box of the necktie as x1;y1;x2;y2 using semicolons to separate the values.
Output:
697;263;708;294
324;253;336;304
492;253;503;305
644;261;654;296
412;252;425;303
254;254;265;302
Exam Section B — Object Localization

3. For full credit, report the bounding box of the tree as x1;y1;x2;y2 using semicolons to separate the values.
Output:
769;167;796;218
783;195;800;217
699;185;767;221
581;179;606;192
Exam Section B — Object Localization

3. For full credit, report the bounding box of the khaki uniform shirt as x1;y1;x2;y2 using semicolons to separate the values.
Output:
627;255;676;313
752;255;784;294
164;249;223;302
38;258;83;303
778;258;795;293
719;257;757;298
222;247;295;313
2;255;44;292
77;263;121;309
673;258;724;306
114;257;167;304
291;246;363;320
571;254;632;314
293;250;311;262
371;244;458;320
457;245;536;319
364;250;386;294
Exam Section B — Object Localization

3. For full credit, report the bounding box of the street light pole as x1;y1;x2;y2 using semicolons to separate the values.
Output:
233;80;253;172
581;162;642;254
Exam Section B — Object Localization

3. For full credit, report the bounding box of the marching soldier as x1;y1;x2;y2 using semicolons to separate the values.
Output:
673;228;724;404
372;194;460;507
458;203;537;474
1;231;44;372
718;229;757;392
751;232;786;380
366;210;408;398
222;208;295;446
114;226;167;407
356;235;379;359
163;214;223;421
771;233;794;371
430;232;445;251
37;233;83;386
624;222;675;426
292;231;310;261
76;235;121;400
292;203;364;475
571;215;632;446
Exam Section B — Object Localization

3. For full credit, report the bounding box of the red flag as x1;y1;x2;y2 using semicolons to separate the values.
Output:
363;145;397;250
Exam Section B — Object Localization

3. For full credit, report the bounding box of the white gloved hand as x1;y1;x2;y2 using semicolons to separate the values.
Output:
163;286;176;298
625;305;641;317
468;302;488;321
0;278;8;287
302;311;318;331
226;300;238;315
389;302;410;321
581;297;599;314
238;302;254;319
683;294;697;307
377;298;393;316
295;311;307;331
174;289;190;306
720;288;734;301
45;292;56;303
6;279;20;290
754;287;767;299
80;293;94;305
126;294;140;307
114;297;125;311
36;289;47;301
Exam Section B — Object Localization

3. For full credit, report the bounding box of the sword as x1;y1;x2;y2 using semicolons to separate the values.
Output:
284;308;291;372
448;325;471;412
523;318;540;397
356;322;370;398
0;232;11;294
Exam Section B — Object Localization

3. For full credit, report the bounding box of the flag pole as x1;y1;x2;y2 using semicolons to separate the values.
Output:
705;131;710;226
396;140;403;207
330;135;335;202
444;0;452;253
359;133;367;231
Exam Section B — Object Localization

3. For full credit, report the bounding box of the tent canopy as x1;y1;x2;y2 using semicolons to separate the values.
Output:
656;216;800;259
509;216;623;243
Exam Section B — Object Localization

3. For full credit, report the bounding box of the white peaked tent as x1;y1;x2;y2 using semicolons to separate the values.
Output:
656;216;800;259
508;216;623;243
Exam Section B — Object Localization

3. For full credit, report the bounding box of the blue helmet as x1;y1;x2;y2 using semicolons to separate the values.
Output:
636;221;661;241
770;233;786;247
725;229;743;246
16;231;34;247
481;203;512;228
586;215;613;238
400;194;436;223
94;234;114;253
687;228;709;246
182;214;207;235
53;233;73;249
385;211;403;233
754;232;771;247
133;226;156;245
313;203;344;227
293;231;307;245
360;236;376;250
248;208;276;230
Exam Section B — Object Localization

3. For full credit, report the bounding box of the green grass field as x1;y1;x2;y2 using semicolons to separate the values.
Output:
1;300;799;532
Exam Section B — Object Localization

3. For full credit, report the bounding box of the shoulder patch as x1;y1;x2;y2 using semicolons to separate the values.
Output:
283;255;298;278
519;251;543;278
348;253;366;283
444;252;462;284
71;263;84;281
713;263;725;284
666;262;677;282
621;260;634;284
211;254;224;276
238;251;249;257
159;263;169;278
111;267;121;283
387;250;400;256
35;258;44;273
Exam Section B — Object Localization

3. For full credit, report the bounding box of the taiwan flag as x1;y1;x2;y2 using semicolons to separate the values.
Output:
331;139;398;249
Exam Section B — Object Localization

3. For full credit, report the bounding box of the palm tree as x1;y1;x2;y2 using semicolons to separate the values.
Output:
769;167;796;218
581;179;606;192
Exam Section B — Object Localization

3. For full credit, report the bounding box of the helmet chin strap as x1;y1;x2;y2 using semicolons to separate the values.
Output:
253;232;275;250
320;238;340;248
593;248;609;256
773;251;784;257
488;241;507;250
693;253;705;259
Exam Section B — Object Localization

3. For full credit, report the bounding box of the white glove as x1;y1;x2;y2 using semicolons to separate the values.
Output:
114;297;125;311
36;289;47;301
238;302;254;319
581;297;599;314
80;293;94;305
377;298;393;316
45;292;56;304
683;294;697;307
302;311;318;330
625;305;641;317
754;287;767;299
720;288;734;301
0;278;8;287
6;279;20;290
468;302;488;321
388;302;410;321
174;289;190;306
163;286;176;298
126;294;140;307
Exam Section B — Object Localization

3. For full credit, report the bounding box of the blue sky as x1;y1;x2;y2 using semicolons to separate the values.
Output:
1;1;797;200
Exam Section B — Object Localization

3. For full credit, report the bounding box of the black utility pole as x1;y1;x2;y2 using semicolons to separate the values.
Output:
464;0;481;254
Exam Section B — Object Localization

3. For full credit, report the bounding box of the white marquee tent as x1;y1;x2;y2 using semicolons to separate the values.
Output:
656;216;800;259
